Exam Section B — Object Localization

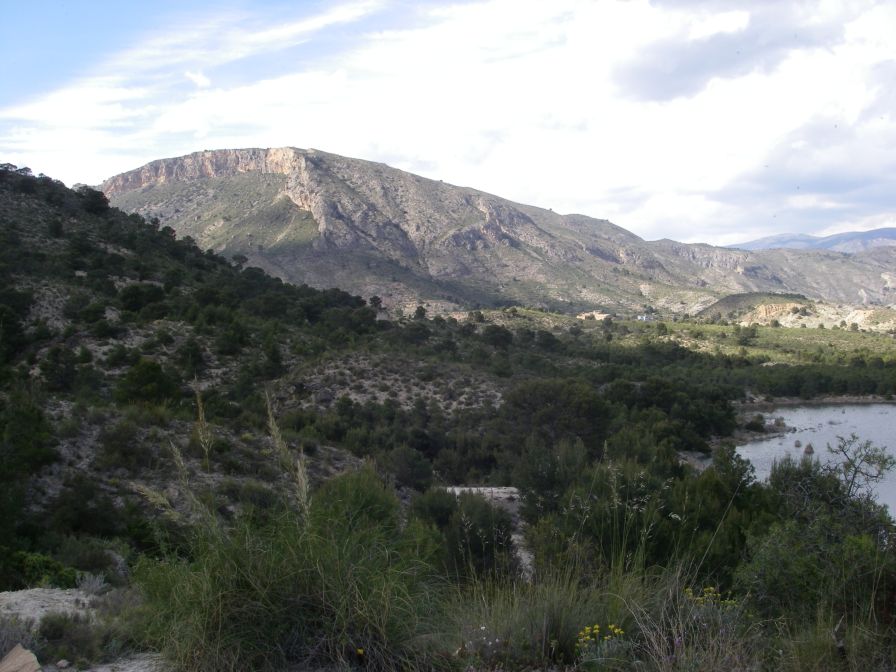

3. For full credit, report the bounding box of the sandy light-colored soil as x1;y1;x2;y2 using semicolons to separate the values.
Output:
0;590;92;626
0;589;167;672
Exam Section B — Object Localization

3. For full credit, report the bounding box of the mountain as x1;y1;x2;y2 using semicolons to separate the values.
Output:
731;233;820;250
101;148;896;314
734;228;896;253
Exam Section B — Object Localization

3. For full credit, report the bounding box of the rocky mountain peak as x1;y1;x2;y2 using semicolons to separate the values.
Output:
102;148;896;315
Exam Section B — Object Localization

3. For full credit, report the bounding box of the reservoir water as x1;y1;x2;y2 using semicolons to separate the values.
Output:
736;404;896;512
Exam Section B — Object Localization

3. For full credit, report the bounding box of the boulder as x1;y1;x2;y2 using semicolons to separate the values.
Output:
0;644;40;672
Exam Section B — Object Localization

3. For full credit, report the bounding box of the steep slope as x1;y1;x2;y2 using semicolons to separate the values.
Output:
102;148;896;314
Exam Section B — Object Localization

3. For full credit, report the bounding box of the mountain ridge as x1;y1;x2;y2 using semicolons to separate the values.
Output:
102;147;896;314
733;227;896;253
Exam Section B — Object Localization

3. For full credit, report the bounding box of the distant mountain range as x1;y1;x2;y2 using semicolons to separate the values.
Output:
101;148;896;314
733;228;896;253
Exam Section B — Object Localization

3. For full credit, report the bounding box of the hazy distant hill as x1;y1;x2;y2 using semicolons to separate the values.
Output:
734;228;896;253
102;148;896;314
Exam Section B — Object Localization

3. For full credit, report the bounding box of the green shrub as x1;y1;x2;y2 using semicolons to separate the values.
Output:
39;345;78;392
384;444;433;491
310;466;400;534
0;394;55;475
237;480;281;512
46;474;152;552
175;337;205;377
119;283;165;312
738;450;896;621
96;420;153;472
481;324;513;348
91;319;122;339
104;344;138;368
123;402;172;427
55;536;120;579
115;359;179;404
0;547;77;590
135;465;450;672
411;488;458;529
67;298;106;324
38;612;102;665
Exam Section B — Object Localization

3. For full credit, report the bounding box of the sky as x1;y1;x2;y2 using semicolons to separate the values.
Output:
1;0;894;246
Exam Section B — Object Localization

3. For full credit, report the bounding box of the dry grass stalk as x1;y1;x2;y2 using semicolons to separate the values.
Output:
192;379;213;472
131;482;181;523
265;389;310;520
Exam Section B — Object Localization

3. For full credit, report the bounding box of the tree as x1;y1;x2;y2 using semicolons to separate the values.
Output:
502;379;607;451
827;434;895;500
481;324;513;348
76;186;109;215
737;440;895;620
413;305;426;320
119;283;165;312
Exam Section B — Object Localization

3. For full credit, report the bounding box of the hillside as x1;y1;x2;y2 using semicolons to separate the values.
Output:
4;164;896;671
102;148;896;315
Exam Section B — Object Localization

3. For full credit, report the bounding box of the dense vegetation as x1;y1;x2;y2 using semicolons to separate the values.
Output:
1;164;896;670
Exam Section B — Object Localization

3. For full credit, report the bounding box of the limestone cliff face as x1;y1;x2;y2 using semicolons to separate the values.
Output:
103;148;295;191
102;148;896;313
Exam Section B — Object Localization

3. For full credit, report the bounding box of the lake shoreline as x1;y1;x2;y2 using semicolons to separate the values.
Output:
703;396;896;462
734;403;896;510
738;394;895;412
730;395;895;443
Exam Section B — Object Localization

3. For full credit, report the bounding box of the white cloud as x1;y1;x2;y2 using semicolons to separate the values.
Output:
688;10;750;40
107;1;383;75
185;71;211;88
1;0;894;245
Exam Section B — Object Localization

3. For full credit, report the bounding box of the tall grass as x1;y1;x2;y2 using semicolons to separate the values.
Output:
133;399;451;672
136;466;451;671
445;556;764;671
449;564;618;668
768;611;896;672
630;576;762;671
